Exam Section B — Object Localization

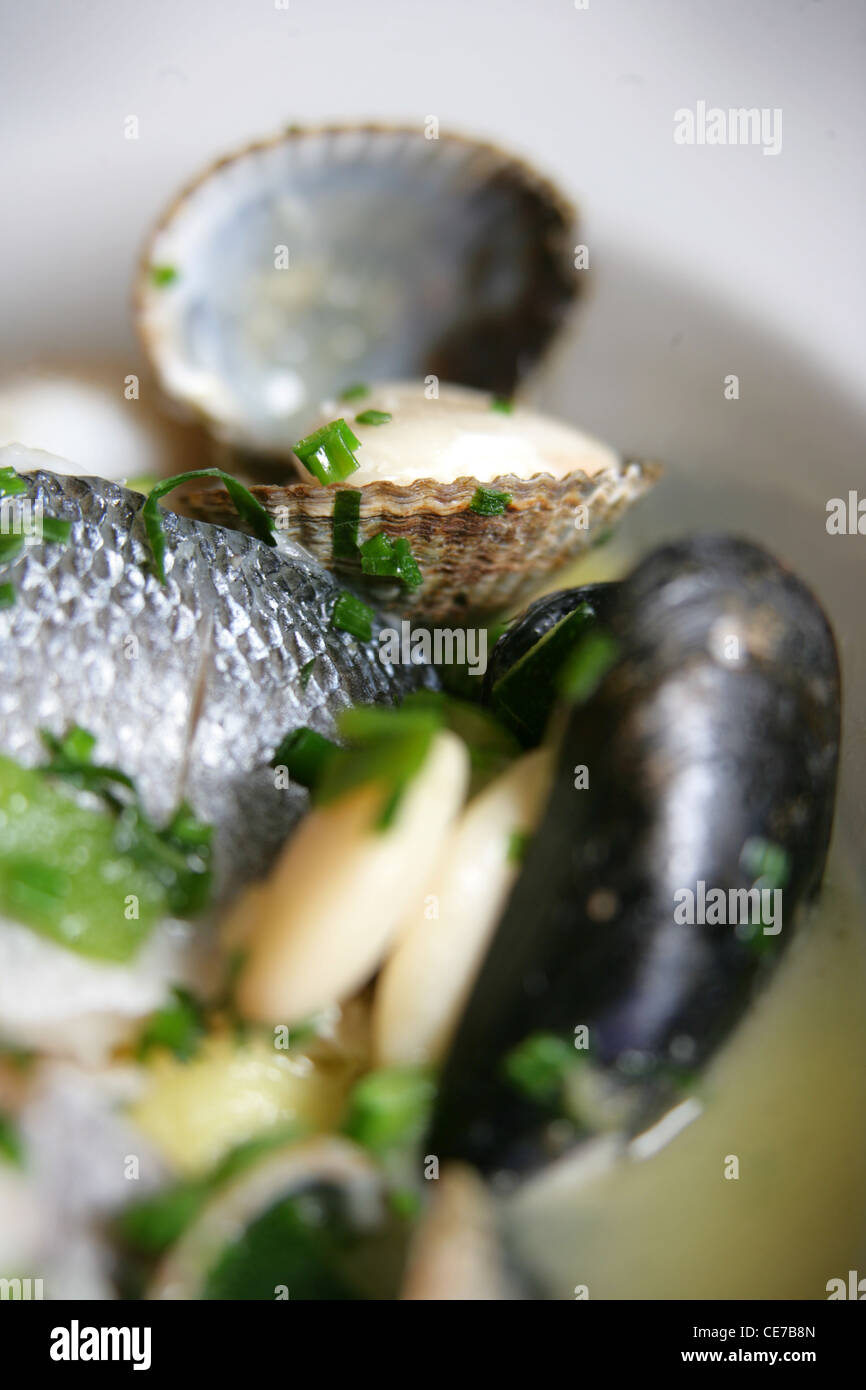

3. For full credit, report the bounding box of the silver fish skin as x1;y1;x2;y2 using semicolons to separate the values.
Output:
0;447;433;898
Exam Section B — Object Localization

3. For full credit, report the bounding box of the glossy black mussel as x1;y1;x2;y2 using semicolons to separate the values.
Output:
428;536;841;1174
483;583;620;745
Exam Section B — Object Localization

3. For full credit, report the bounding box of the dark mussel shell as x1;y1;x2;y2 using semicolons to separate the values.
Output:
428;536;841;1174
482;583;621;744
483;583;619;699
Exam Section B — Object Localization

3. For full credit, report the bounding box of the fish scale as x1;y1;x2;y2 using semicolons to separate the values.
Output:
0;449;431;898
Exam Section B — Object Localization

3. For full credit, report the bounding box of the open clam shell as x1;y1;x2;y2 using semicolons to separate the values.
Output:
184;382;661;622
134;124;579;461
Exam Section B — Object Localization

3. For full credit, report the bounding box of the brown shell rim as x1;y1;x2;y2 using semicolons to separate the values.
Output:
132;121;580;425
185;460;663;521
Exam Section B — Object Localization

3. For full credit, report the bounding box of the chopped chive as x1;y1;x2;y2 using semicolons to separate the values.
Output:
38;726;213;920
316;704;441;830
342;1066;436;1154
0;469;73;604
401;690;518;793
354;409;392;426
38;731;137;803
388;1188;422;1220
0;533;24;562
739;837;791;891
507;829;530;864
391;538;422;589
359;532;423;589
331;590;375;642
504;1032;576;1104
490;396;513;414
0;466;27;498
293;419;361;486
469;486;512;516
0;746;212;958
41;725;97;764
165;803;212;851
339;382;369;402
40;516;72;545
150;264;179;287
142;469;276;584
358;532;392;574
299;658;315;687
137;987;206;1062
0;1110;24;1168
271;727;338;789
332;489;361;562
338;704;438;742
559;630;619;704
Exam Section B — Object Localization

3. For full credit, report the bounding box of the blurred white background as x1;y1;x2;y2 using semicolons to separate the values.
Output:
2;0;864;391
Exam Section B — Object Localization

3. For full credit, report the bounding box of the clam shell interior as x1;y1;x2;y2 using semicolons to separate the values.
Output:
136;126;578;454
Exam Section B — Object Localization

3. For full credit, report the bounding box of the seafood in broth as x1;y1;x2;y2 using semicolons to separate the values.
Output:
0;119;852;1304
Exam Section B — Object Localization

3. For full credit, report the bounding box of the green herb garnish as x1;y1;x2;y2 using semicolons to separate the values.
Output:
401;690;518;793
39;727;137;799
30;728;213;937
293;419;362;486
359;532;422;588
150;265;179;287
739;837;791;891
355;409;392;426
559;630;620;703
317;705;441;830
44;725;97;763
490;396;513;414
504;1032;576;1104
338;383;369;402
0;754;166;959
469;486;512;516
507;829;530;864
0;464;71;606
342;1066;436;1154
0;1111;24;1167
0;533;24;562
271;727;338;790
40;726;213;914
142;469;275;585
299;658;316;687
137;987;206;1062
0;467;27;497
124;801;213;919
331;590;375;641
332;489;361;561
388;1188;423;1220
41;516;72;544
